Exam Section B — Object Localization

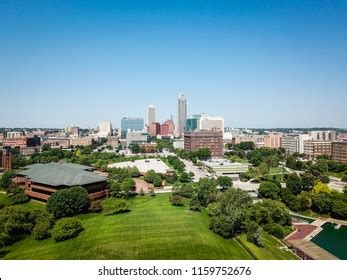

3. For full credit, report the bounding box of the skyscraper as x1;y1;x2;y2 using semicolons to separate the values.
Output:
176;93;187;137
148;105;156;126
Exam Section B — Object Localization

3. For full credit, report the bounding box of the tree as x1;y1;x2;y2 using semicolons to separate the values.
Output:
285;173;303;195
331;200;347;220
196;148;211;160
51;218;84;242
179;172;191;183
312;193;333;214
153;175;163;187
320;176;330;184
209;188;253;238
144;170;157;183
170;194;184;206
297;192;312;211
217;176;233;190
300;173;316;191
258;181;281;200
189;195;201;211
130;144;140;154
312;182;331;196
120;178;136;198
196;178;218;207
0;169;16;190
47;186;90;218
263;223;285;239
246;222;263;246
178;183;195;198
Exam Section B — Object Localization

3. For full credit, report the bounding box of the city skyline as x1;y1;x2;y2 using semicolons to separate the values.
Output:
1;0;347;128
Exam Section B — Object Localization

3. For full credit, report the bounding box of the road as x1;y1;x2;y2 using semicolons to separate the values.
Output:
181;159;208;182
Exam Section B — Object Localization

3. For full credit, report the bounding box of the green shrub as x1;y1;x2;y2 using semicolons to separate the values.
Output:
9;192;30;205
342;175;347;183
51;218;84;242
104;199;130;215
32;217;51;240
320;176;330;184
170;194;184;206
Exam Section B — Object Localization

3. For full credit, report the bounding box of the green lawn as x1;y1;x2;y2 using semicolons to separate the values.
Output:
2;194;253;260
0;192;10;206
237;232;299;260
2;193;298;260
324;171;345;179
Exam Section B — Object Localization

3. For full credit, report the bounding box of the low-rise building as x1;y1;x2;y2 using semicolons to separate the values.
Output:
203;159;249;175
70;137;94;147
107;136;120;148
126;131;150;147
43;138;70;149
13;163;108;202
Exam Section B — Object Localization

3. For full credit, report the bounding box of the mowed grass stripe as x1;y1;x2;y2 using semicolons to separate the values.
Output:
3;194;254;260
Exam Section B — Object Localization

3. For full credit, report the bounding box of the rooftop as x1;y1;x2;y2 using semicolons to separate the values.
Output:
108;158;171;174
17;162;106;187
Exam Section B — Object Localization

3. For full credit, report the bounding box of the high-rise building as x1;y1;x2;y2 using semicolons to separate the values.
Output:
176;93;187;137
199;115;224;131
160;119;175;136
184;130;223;158
98;121;113;137
148;105;156;126
120;118;144;138
331;141;347;164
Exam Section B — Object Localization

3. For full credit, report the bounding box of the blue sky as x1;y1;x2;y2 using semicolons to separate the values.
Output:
1;0;346;128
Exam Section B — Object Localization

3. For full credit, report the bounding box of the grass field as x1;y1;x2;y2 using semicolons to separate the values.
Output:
2;194;297;260
237;232;298;260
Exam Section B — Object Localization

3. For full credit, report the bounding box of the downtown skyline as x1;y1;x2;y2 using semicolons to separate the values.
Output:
1;0;347;128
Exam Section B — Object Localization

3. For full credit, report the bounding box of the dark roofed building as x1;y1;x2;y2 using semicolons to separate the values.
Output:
13;162;108;202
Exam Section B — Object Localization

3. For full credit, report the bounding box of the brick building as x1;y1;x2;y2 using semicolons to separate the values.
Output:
184;130;223;158
0;148;12;171
160;119;175;136
303;140;332;160
13;162;108;202
331;141;347;164
2;136;41;149
148;122;161;136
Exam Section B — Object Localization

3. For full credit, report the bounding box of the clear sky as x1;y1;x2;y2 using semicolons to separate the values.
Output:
1;0;346;129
